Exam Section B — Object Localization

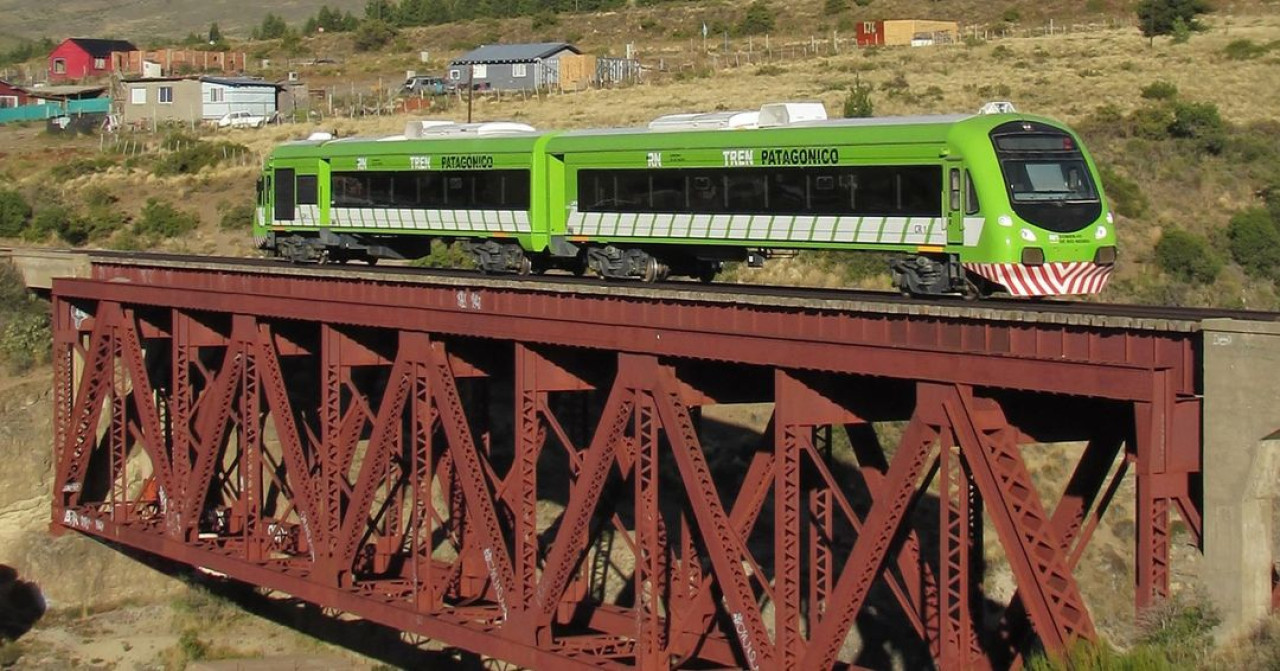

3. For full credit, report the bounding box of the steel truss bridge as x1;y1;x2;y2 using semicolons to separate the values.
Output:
44;255;1266;670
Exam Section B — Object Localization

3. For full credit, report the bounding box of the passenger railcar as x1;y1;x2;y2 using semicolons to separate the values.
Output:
254;103;1116;297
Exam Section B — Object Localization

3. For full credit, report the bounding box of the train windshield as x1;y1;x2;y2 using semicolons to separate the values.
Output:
992;123;1102;233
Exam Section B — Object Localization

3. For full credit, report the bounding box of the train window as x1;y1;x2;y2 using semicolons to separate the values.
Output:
579;165;941;217
330;170;530;210
965;170;980;215
769;171;807;212
297;175;318;205
274;168;295;221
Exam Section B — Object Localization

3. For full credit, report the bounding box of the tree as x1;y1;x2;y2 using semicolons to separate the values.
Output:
353;19;398;51
843;76;874;118
1136;0;1211;38
736;1;775;36
365;0;395;21
208;22;223;44
252;13;289;40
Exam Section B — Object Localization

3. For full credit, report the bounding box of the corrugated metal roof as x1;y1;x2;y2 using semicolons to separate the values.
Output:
450;42;580;65
201;76;281;89
66;38;138;57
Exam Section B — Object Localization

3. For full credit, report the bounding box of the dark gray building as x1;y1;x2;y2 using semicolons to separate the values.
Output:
446;42;581;92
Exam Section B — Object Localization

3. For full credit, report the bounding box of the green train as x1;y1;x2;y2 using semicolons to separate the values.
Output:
254;102;1116;297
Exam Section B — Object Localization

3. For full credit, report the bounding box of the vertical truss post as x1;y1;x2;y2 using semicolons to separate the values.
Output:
774;371;805;667
410;350;436;612
635;392;666;669
50;295;77;526
240;320;264;561
170;310;194;537
320;324;345;583
1135;371;1174;610
808;426;834;631
513;344;543;616
108;308;128;520
935;441;986;669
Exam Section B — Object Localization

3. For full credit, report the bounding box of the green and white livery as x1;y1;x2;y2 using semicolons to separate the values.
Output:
255;102;1116;297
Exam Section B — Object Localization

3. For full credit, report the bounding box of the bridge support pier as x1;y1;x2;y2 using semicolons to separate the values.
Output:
1202;319;1280;639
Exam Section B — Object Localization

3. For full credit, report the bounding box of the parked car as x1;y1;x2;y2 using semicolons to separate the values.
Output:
402;75;450;96
217;111;268;129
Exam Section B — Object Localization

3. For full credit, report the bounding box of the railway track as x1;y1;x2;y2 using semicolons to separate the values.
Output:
27;248;1280;326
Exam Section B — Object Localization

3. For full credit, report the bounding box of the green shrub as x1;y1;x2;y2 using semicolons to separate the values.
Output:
823;0;848;13
49;156;117;181
1169;100;1226;154
27;204;91;245
1155;228;1221;284
353;19;397;51
843;77;874;118
1227;208;1280;278
1098;165;1148;219
411;240;475;269
1128;104;1175;140
152;137;249;177
531;11;558;30
1;309;51;374
0;190;31;238
1140;80;1178;100
134;198;200;239
736;1;775;36
218;202;256;230
1001;8;1021;23
1136;593;1219;667
1223;38;1270;60
0;264;50;374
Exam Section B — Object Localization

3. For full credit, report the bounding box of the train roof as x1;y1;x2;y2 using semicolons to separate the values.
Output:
268;102;1070;159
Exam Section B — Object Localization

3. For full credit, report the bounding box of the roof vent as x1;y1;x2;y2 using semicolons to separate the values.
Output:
648;110;760;131
404;120;536;138
404;120;458;138
474;121;537;135
978;101;1017;114
758;102;827;127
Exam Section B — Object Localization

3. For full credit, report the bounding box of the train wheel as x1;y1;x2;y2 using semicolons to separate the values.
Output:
641;256;670;283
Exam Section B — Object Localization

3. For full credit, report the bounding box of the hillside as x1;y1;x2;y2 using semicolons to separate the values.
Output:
0;0;1263;44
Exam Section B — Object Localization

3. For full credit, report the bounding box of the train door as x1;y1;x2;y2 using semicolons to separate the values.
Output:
274;167;296;222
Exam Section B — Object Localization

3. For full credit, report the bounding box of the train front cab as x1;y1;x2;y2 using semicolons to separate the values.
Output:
957;118;1116;297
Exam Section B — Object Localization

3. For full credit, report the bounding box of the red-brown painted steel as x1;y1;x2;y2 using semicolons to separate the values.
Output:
50;262;1205;670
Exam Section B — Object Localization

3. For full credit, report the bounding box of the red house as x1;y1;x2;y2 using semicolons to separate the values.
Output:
0;80;33;109
48;38;138;82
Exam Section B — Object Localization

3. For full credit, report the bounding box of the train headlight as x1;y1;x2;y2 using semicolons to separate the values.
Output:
1021;248;1045;265
998;215;1014;227
1106;211;1115;224
1094;246;1117;265
1095;225;1108;239
1020;229;1037;242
